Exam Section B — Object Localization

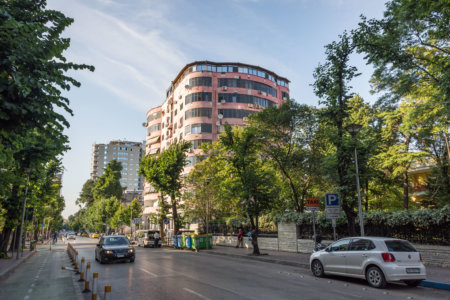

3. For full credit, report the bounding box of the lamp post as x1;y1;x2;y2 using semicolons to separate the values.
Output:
17;168;31;259
205;178;211;249
345;124;365;237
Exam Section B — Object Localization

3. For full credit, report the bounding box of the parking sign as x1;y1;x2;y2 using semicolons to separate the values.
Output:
325;193;340;219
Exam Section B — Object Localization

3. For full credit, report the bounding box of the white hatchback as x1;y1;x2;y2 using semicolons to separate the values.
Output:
309;237;426;288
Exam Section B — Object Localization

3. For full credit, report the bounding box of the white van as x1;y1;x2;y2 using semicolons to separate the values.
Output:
136;230;161;248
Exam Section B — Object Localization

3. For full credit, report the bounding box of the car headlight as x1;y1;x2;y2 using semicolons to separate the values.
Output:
128;249;134;253
105;250;113;254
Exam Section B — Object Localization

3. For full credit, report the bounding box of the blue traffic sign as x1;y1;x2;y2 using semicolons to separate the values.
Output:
325;193;339;207
164;219;170;225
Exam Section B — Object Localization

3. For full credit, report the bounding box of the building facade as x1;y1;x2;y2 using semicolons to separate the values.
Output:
90;140;144;191
142;61;290;230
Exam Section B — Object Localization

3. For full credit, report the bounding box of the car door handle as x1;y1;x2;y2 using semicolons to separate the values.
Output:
340;255;346;257
362;254;367;257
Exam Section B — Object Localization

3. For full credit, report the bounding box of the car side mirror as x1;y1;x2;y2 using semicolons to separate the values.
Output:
325;247;331;252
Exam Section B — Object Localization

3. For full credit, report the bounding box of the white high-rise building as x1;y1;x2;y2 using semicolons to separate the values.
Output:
90;140;144;191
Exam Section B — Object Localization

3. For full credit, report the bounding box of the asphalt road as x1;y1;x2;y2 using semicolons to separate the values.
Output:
70;237;449;300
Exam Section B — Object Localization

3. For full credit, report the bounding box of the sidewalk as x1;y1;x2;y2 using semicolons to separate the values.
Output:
0;240;52;281
203;245;450;285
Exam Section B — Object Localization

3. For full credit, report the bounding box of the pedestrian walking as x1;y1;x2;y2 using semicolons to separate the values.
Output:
53;232;58;244
235;229;244;248
154;231;160;248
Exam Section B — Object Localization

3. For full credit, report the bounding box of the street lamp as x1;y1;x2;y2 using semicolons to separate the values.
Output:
345;124;365;237
17;168;31;259
205;178;211;249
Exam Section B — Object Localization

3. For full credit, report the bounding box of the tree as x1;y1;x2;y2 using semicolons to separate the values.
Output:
355;0;449;110
92;160;123;201
312;32;361;235
184;142;242;229
248;100;322;212
139;140;191;234
76;179;96;207
0;0;93;255
221;125;279;255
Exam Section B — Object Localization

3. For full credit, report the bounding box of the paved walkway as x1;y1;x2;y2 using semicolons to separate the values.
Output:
203;245;450;284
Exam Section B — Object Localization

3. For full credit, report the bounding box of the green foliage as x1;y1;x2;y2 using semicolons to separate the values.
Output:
76;179;96;207
248;100;322;212
274;206;450;244
139;140;191;233
92;160;123;201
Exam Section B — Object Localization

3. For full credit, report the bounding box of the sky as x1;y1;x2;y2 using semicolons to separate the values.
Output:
45;0;388;219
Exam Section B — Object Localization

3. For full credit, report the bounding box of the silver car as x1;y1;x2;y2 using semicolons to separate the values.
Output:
309;237;426;288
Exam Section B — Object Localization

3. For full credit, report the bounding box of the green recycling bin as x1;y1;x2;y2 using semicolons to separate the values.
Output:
191;234;213;249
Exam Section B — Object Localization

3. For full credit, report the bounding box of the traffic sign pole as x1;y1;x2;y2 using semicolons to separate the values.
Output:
312;211;316;237
332;219;337;241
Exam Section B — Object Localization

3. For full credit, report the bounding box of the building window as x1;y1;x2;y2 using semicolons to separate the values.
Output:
191;139;212;149
147;123;161;134
184;123;212;135
218;109;254;119
185;108;211;119
147;111;162;122
189;77;212;87
185;92;212;105
218;78;277;97
185;155;206;167
218;93;276;107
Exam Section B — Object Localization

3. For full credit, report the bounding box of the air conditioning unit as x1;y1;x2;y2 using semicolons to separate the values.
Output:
222;86;228;91
262;92;267;96
282;97;287;100
216;121;221;126
234;76;240;79
188;148;194;153
257;90;262;94
248;103;254;108
185;85;190;89
243;117;248;122
221;99;226;103
247;75;251;78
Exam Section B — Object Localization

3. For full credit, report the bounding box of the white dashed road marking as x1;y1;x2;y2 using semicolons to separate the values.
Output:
183;288;211;300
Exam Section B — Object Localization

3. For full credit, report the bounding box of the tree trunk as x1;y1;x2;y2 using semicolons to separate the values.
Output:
251;215;260;255
403;171;409;210
0;227;12;255
171;194;179;234
342;205;356;236
365;180;369;211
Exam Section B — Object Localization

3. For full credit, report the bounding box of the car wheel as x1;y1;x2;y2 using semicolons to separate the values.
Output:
130;258;135;263
404;280;422;287
366;266;387;288
311;260;325;277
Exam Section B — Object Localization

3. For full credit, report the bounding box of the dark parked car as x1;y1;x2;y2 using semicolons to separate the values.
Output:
95;236;135;264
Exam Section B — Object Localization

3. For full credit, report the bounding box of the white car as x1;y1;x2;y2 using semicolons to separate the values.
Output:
309;237;426;288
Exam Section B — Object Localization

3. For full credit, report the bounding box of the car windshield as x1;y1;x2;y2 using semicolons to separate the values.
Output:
385;240;416;252
104;237;129;245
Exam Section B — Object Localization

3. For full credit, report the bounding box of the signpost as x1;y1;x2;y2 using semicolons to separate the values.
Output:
306;198;320;237
325;193;340;240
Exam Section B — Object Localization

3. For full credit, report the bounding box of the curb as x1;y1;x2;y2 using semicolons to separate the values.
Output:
0;250;36;281
204;251;310;269
419;280;450;291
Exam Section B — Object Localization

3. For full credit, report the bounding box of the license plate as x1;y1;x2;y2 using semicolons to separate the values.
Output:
406;268;420;274
116;254;124;258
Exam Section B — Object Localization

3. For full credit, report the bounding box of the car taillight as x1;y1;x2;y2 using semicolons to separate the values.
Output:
381;252;396;262
144;237;149;241
419;253;423;262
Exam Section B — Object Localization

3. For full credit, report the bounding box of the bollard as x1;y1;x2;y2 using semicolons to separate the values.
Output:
79;257;85;281
82;262;91;293
104;285;111;300
91;272;98;300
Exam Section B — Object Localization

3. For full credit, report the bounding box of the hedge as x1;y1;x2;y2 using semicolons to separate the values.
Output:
274;206;450;245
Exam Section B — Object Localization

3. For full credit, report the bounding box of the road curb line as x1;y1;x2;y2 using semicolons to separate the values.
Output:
419;280;450;290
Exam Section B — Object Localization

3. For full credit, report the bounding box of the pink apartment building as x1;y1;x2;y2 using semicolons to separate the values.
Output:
142;61;289;230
